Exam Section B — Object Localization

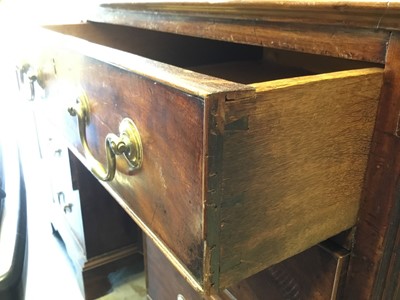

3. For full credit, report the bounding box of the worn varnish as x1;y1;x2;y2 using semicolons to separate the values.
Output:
33;20;385;295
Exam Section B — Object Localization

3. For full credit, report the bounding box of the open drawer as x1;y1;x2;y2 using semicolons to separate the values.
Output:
31;22;383;295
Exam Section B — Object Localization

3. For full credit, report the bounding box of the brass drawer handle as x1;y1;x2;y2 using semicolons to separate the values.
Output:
17;61;54;101
67;92;143;182
56;191;65;204
63;203;73;213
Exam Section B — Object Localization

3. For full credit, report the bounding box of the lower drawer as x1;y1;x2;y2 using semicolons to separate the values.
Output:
145;235;349;300
35;116;86;248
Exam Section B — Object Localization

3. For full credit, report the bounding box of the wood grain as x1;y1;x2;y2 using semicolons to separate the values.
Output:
145;235;203;300
36;23;385;294
39;25;254;99
219;68;383;288
37;25;256;286
57;55;207;281
91;6;389;63
44;22;262;68
223;241;349;300
147;233;350;300
343;33;400;300
96;1;400;31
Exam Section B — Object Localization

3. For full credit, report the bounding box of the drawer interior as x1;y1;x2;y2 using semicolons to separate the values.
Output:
44;22;381;85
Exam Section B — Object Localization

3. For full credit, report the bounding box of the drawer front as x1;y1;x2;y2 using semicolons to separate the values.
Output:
146;234;349;300
47;142;84;246
34;23;383;293
35;116;85;249
223;241;349;300
146;235;203;300
45;50;207;281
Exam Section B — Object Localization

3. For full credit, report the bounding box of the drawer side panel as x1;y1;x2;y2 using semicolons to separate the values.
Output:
219;68;383;288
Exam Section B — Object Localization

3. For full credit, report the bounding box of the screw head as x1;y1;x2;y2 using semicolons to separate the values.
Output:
116;141;127;153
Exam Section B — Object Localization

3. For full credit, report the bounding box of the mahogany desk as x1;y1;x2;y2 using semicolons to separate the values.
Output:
22;1;400;299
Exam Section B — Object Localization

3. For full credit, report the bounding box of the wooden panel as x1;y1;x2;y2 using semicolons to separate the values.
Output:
91;6;389;63
190;60;312;85
34;106;142;300
381;219;400;299
146;235;203;300
37;26;254;99
147;234;349;300
344;33;400;300
44;23;262;68
82;246;143;300
36;25;254;286
49;53;207;281
218;68;383;288
35;24;386;294
262;48;383;74
223;241;349;300
94;1;400;31
34;117;86;249
69;152;140;259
